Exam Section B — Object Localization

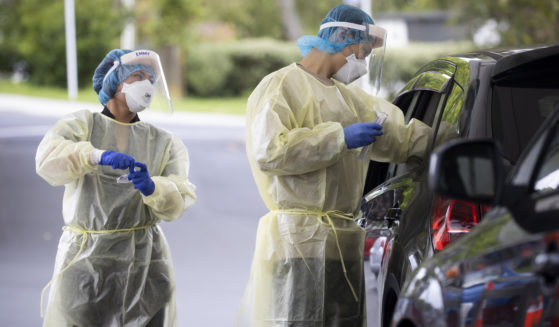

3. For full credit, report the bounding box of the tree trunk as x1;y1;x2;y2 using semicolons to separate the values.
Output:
276;0;304;41
158;45;183;99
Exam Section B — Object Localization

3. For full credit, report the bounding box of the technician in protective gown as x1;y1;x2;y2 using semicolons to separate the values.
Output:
36;49;196;326
236;4;432;327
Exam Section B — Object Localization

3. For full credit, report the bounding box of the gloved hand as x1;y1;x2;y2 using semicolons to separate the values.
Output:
128;162;155;196
99;150;135;170
343;122;383;149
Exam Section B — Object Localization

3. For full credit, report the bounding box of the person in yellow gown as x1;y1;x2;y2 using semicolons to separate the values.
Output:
36;48;196;326
236;4;432;327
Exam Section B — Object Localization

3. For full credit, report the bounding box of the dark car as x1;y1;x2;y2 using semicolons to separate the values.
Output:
360;43;559;326
390;104;559;327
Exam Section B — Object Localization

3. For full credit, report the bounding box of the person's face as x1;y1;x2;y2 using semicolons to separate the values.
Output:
125;70;155;84
114;70;154;95
341;42;373;59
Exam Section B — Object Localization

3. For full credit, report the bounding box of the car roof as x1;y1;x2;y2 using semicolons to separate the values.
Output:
449;43;559;76
492;43;559;76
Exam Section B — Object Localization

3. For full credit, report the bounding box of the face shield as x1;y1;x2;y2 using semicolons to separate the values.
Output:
105;50;174;112
321;22;386;93
364;24;387;96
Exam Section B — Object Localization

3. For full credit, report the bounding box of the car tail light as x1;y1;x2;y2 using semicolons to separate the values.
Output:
480;204;491;216
431;197;483;251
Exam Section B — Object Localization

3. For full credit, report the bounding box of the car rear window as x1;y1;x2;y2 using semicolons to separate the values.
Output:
491;55;559;163
492;87;559;163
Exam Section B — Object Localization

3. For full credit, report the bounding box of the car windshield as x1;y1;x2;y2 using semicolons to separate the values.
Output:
491;56;559;164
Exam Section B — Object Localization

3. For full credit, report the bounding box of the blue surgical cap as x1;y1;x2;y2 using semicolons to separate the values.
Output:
93;49;156;105
297;4;375;57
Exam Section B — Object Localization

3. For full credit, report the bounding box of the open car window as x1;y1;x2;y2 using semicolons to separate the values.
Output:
391;62;457;177
363;61;457;194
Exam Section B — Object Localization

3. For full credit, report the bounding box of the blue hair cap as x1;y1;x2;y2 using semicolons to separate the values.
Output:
92;49;156;105
297;4;375;57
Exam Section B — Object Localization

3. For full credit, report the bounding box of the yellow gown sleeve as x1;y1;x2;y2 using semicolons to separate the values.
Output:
142;134;197;221
35;112;99;186
345;84;434;163
248;82;347;176
249;99;347;176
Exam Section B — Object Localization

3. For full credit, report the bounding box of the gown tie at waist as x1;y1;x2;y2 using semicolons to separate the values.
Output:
40;224;155;317
272;209;360;302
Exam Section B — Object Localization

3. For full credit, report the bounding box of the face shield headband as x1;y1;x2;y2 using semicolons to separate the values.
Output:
318;22;386;49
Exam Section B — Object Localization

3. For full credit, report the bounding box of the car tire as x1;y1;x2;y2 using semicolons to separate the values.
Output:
382;274;400;327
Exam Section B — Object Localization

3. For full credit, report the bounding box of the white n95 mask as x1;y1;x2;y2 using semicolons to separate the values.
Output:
332;54;368;84
120;80;155;113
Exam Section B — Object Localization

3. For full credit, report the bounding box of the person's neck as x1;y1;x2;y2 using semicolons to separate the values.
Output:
298;48;345;85
106;99;137;123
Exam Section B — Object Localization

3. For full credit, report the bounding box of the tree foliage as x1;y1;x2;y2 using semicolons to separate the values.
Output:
0;0;203;89
200;0;284;39
1;0;556;90
135;0;201;49
372;0;449;12
450;0;559;46
0;0;125;87
295;0;342;34
198;0;342;39
372;0;559;46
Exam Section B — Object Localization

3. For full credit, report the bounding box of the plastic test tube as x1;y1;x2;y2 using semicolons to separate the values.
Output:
358;111;388;161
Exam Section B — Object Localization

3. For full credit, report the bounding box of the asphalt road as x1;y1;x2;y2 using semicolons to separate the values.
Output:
0;95;378;327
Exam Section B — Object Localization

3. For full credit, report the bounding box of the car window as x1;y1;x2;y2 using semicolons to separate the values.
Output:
491;51;559;165
392;67;458;177
391;90;442;176
393;91;416;118
404;90;441;126
534;125;559;193
362;89;422;193
382;63;456;180
492;87;558;164
393;66;454;125
432;83;463;149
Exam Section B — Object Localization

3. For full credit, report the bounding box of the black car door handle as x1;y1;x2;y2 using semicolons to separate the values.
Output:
384;208;402;220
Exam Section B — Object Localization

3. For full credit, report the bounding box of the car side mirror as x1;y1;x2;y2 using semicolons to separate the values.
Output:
428;139;504;205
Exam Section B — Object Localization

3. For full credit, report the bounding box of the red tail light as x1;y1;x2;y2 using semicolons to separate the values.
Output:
432;197;483;251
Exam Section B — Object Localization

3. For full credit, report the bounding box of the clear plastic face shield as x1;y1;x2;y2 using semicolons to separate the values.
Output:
105;50;174;112
322;22;386;94
365;24;387;96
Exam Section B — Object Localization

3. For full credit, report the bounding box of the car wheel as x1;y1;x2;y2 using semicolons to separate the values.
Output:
382;274;400;327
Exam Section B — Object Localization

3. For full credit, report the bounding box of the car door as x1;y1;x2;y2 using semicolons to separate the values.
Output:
361;59;461;326
460;107;559;326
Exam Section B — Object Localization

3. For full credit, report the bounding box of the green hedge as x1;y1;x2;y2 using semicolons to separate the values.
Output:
183;39;301;97
184;38;301;97
185;39;476;98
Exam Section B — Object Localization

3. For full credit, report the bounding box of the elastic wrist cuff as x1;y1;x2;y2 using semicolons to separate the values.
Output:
91;149;105;165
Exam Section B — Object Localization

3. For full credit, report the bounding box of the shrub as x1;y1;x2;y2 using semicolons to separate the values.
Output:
185;39;475;99
185;38;301;97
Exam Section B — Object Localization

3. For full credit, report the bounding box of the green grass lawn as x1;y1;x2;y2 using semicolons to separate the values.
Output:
0;79;248;116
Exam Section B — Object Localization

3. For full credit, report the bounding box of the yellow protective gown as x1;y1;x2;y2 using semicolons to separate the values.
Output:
36;110;196;327
237;63;432;327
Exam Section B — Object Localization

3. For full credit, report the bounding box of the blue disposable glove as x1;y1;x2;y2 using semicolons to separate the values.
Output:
343;122;384;149
99;150;135;170
128;162;155;196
